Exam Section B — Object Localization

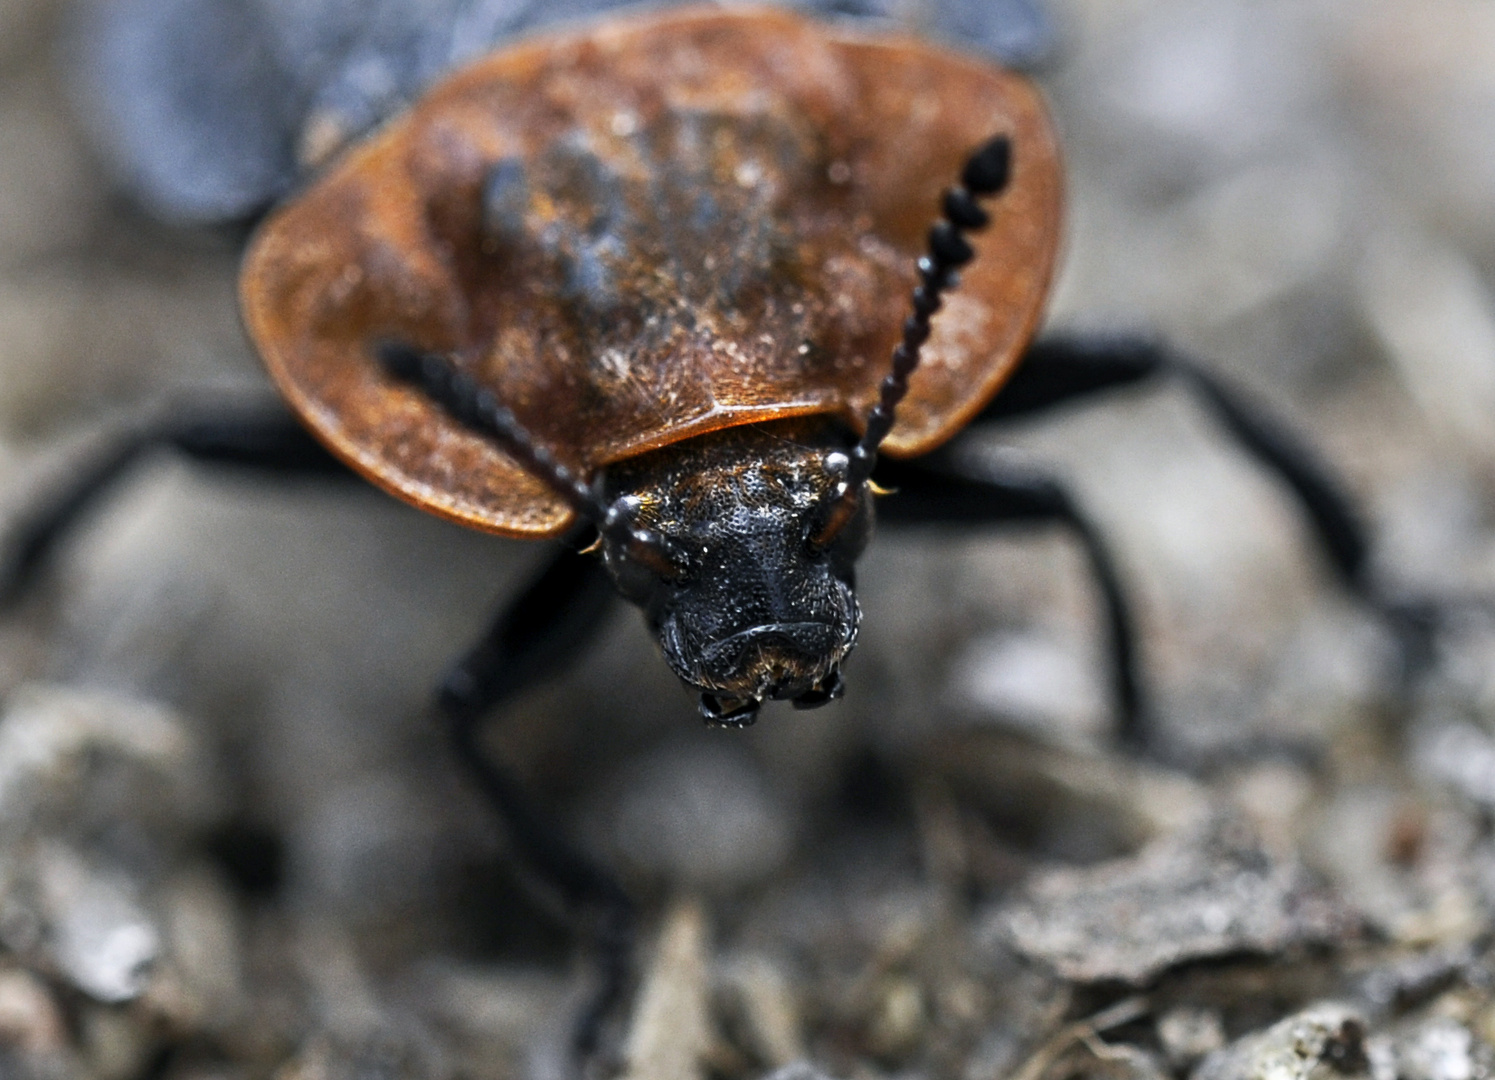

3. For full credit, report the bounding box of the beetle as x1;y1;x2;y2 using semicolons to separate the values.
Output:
236;5;1065;724
3;1;1461;1058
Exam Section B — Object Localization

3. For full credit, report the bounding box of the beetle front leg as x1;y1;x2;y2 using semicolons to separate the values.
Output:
985;333;1482;684
434;539;630;1061
986;336;1368;591
875;453;1146;750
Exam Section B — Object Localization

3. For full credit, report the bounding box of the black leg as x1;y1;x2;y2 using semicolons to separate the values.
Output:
7;401;631;1055
875;453;1145;749
979;334;1164;422
988;334;1369;576
435;540;628;1059
1;404;348;604
986;333;1369;589
984;333;1450;679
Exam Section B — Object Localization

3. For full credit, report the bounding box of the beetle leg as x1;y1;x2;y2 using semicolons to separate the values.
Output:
874;452;1145;749
435;540;630;1060
438;537;616;718
986;333;1371;583
978;334;1165;421
983;332;1486;683
987;333;1371;587
0;404;347;605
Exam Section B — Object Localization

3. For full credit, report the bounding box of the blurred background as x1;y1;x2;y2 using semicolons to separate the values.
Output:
1;1;1494;1078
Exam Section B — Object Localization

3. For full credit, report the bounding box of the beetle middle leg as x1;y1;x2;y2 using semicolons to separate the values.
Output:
435;539;632;1060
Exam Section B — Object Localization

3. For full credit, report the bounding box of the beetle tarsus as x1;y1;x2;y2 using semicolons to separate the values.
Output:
0;437;145;607
447;708;638;1060
976;331;1495;747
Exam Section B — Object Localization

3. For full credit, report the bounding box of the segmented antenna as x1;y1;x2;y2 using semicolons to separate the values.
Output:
376;342;682;578
810;135;1012;549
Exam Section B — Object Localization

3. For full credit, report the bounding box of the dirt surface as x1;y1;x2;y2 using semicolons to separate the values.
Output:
2;1;1495;1079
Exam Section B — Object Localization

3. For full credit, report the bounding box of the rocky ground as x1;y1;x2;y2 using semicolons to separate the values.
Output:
1;1;1495;1079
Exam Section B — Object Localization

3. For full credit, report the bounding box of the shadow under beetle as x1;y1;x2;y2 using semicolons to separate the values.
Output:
2;3;1467;1060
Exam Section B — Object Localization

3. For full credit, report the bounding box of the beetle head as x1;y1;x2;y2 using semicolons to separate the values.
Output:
373;348;864;727
601;423;871;725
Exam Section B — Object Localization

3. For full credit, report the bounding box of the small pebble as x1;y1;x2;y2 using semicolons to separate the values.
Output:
0;967;67;1054
761;1064;843;1080
993;814;1354;983
36;844;159;1005
1158;1006;1226;1070
719;953;804;1069
1193;1003;1370;1080
622;898;712;1080
1389;1017;1487;1080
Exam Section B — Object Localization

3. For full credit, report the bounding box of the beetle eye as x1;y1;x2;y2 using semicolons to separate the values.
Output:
601;495;687;582
608;540;688;603
806;484;864;556
803;451;859;554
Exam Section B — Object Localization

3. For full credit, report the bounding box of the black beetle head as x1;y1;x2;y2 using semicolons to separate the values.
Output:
600;422;871;725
